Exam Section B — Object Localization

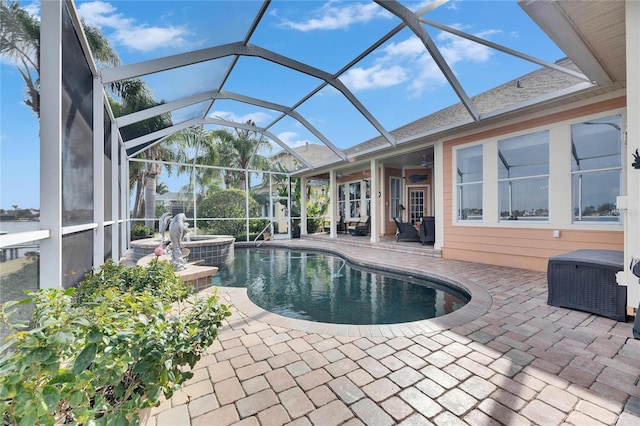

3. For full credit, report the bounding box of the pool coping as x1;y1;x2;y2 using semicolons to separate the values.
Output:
205;240;493;337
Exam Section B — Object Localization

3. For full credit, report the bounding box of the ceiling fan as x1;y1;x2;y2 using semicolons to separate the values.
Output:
420;155;433;168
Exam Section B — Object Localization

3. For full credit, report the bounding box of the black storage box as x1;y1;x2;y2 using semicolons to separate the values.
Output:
547;249;626;321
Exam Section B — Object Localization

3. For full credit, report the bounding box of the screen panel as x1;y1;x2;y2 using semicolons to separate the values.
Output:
62;230;93;288
61;5;94;226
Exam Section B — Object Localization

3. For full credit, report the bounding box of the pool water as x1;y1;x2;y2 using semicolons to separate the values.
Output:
213;248;469;325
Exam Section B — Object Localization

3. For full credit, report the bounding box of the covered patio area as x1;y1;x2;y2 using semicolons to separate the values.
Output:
144;239;640;426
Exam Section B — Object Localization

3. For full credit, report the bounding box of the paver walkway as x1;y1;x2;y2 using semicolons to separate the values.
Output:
143;238;640;425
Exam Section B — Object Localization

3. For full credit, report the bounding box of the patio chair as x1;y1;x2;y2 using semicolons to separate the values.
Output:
420;216;435;245
337;215;347;234
394;218;419;242
349;216;370;236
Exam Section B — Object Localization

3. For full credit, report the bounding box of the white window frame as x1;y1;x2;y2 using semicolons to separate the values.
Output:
497;130;550;222
455;144;484;222
570;114;623;224
348;181;362;219
389;177;401;220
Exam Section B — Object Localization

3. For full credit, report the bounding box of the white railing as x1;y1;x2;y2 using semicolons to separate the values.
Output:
254;222;272;247
0;230;50;248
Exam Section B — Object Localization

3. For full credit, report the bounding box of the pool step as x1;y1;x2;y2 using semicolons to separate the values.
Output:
301;234;442;258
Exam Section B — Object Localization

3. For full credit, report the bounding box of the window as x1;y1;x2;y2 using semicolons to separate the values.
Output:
364;180;371;216
339;181;369;219
498;131;549;221
349;182;361;218
390;177;401;219
571;115;622;222
456;145;483;221
338;184;346;218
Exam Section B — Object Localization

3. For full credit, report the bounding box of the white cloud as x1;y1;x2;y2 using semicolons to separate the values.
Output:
23;2;40;18
340;64;407;91
277;131;311;147
407;56;447;96
277;1;390;31
447;0;462;11
113;27;188;52
209;111;272;126
338;37;424;94
340;25;498;96
77;1;122;28
437;29;499;64
0;56;19;67
76;1;189;52
383;36;425;58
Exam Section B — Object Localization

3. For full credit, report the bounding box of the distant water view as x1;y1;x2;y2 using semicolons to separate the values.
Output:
0;221;40;234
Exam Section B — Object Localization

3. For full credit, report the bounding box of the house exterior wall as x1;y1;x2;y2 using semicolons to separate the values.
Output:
442;95;626;272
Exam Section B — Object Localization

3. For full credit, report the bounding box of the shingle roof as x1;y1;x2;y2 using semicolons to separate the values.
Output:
344;58;588;157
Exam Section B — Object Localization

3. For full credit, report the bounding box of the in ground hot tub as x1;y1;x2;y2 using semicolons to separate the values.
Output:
131;235;235;268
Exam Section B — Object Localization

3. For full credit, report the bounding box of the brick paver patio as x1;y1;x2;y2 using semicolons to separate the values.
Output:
142;238;640;425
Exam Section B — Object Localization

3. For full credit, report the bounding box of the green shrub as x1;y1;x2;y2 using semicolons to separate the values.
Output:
131;224;153;238
0;259;231;425
197;189;260;237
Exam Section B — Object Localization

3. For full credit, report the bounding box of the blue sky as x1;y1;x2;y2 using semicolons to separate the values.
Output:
0;0;565;210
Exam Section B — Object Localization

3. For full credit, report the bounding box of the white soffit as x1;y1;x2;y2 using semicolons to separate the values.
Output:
518;0;614;85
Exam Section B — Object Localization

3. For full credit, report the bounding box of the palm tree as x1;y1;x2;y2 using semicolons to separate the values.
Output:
166;126;222;200
110;95;147;220
128;159;145;218
116;80;174;227
214;120;272;190
155;181;169;196
1;1;174;228
0;0;121;117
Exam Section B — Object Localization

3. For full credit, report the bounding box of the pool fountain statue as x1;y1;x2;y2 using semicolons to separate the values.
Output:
168;213;190;271
158;212;173;240
132;214;234;290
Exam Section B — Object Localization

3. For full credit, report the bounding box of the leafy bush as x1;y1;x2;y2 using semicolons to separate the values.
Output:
197;189;260;237
306;198;329;234
0;259;231;425
130;224;153;237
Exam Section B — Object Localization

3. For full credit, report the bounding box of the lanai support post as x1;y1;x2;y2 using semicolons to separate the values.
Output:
624;0;640;313
329;170;337;239
300;177;308;236
93;77;105;266
433;141;444;251
370;159;379;243
39;0;63;289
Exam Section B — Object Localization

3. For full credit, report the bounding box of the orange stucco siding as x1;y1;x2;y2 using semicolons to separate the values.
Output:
441;96;625;272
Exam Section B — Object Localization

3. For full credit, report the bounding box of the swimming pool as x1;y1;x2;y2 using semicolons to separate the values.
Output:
213;248;469;325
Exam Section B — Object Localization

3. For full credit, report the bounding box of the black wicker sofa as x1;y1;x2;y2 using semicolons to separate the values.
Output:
547;249;626;321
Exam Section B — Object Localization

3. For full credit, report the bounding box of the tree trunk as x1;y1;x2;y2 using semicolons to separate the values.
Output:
144;170;157;229
132;177;143;218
